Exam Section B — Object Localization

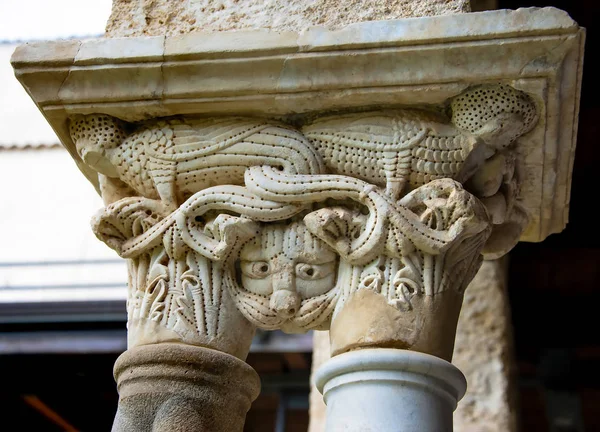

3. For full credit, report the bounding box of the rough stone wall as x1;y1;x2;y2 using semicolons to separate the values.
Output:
309;259;517;432
453;258;517;432
105;0;470;37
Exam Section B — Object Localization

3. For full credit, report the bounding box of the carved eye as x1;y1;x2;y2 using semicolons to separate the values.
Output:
296;263;323;280
240;261;271;279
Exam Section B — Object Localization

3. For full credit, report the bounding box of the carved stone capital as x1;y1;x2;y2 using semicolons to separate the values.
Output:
326;179;491;360
12;8;583;431
66;83;532;357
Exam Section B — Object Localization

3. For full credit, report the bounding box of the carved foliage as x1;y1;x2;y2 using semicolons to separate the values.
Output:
92;195;259;349
302;83;536;258
77;84;536;347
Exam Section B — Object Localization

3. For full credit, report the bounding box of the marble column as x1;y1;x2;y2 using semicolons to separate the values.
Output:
309;259;518;432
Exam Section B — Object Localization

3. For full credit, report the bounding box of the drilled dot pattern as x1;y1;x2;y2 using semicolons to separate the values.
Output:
450;84;537;136
303;109;472;194
69;115;128;150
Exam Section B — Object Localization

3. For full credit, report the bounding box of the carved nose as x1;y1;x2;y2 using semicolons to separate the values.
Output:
270;290;300;319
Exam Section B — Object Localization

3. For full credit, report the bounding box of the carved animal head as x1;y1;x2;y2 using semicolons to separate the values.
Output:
69;114;128;177
450;84;538;151
232;221;339;333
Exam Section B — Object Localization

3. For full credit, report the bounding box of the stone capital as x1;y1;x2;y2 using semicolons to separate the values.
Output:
12;7;584;431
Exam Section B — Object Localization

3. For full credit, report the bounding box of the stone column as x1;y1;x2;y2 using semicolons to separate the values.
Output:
12;4;583;431
454;259;517;432
311;173;492;432
309;259;517;432
112;344;260;431
70;116;341;431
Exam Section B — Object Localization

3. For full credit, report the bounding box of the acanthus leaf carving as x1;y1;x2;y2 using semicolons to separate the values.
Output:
73;83;537;357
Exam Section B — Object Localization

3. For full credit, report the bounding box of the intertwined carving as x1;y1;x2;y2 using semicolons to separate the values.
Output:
71;83;537;353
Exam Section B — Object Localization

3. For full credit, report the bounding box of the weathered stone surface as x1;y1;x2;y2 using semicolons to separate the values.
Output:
112;343;260;432
105;0;470;37
309;259;517;432
328;286;465;361
314;348;467;432
453;259;517;432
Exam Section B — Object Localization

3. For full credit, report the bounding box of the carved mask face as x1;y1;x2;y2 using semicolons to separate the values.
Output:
236;222;338;333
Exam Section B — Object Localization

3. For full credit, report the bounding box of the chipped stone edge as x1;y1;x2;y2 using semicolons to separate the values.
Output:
11;7;577;66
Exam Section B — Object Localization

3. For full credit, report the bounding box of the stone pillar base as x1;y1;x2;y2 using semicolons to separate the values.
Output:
112;343;260;432
315;348;467;432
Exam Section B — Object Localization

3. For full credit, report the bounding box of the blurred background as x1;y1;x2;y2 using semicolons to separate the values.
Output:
0;0;598;431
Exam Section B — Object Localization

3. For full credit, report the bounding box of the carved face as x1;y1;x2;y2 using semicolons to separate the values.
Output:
236;221;338;333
